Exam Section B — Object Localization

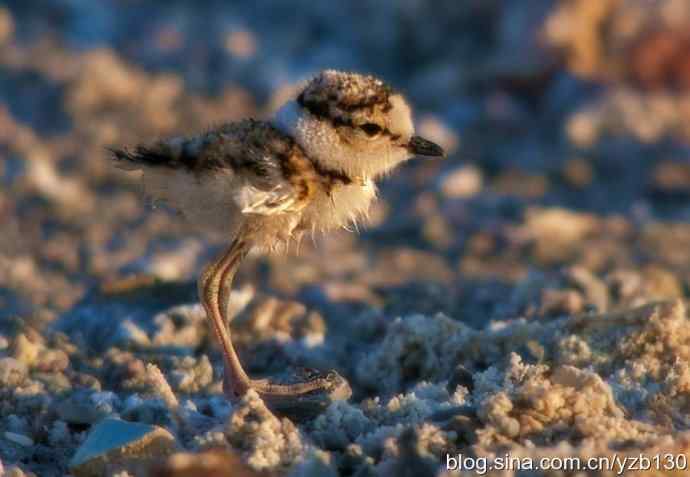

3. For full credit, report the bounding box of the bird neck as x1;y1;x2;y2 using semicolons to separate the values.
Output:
274;100;363;185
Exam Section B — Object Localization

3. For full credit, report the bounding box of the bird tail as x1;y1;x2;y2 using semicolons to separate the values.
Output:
108;136;207;171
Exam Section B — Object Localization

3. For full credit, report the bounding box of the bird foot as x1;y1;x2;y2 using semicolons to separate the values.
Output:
224;367;352;421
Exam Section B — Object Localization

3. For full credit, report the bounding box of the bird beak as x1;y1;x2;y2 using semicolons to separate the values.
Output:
407;136;446;158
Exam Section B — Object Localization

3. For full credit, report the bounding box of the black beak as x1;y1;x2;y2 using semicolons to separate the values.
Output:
407;136;446;158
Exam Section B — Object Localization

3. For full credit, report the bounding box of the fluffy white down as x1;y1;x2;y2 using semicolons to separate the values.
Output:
138;164;363;249
275;94;415;180
300;180;377;235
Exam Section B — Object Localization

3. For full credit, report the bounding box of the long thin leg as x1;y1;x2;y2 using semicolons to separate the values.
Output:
198;237;251;397
201;230;352;420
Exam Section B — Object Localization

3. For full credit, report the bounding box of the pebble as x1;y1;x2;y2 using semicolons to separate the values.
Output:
440;165;483;198
11;334;41;366
34;372;72;393
69;418;177;477
109;319;151;349
4;431;34;447
57;390;120;425
0;7;14;45
35;349;70;373
0;357;28;387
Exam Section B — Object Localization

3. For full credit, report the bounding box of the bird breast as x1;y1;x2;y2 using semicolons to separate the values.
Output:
298;179;377;234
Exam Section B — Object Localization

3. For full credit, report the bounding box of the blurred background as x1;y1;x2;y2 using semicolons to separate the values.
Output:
1;0;689;329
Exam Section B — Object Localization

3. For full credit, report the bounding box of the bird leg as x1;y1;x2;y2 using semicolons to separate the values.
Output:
198;237;251;397
200;233;351;420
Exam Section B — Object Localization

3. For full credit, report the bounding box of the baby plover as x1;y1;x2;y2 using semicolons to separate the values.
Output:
111;70;445;419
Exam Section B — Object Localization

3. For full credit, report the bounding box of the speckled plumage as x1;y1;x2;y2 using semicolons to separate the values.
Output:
298;70;392;123
111;70;444;415
112;71;440;249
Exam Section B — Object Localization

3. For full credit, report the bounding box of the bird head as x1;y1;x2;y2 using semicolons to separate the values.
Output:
276;70;445;180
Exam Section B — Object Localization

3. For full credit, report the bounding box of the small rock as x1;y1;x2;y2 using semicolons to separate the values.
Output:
226;389;304;471
0;358;27;387
6;414;29;434
288;449;337;477
35;349;70;373
110;319;151;349
11;334;41;366
440;165;482;198
169;355;213;393
0;7;14;45
72;372;102;391
225;30;257;60
152;304;207;349
653;161;690;195
4;431;34;447
57;390;120;425
524;208;597;265
33;372;72;393
540;288;584;317
69;418;177;477
566;266;609;313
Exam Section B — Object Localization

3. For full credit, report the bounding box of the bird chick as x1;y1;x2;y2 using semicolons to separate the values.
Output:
111;70;445;420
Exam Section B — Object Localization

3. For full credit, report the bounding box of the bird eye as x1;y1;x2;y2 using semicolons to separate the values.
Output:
360;123;382;137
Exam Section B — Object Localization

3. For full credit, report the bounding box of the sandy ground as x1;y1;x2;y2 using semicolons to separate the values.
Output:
1;1;690;475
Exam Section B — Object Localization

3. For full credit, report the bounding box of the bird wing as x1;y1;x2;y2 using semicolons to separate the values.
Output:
223;121;311;217
110;120;309;217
